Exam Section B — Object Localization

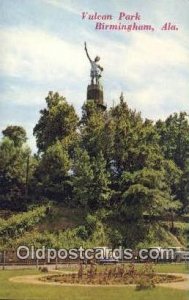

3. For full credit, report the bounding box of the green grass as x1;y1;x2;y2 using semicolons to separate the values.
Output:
68;263;188;274
154;263;189;274
55;263;189;275
0;268;188;300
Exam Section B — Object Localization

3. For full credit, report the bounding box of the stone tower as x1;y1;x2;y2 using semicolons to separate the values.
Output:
87;83;106;110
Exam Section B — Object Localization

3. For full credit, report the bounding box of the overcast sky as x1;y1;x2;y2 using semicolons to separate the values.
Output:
0;0;189;152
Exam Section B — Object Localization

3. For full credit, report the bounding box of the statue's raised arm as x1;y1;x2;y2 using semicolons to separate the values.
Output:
84;42;92;62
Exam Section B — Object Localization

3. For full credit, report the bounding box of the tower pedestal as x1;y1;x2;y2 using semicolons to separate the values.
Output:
87;84;106;110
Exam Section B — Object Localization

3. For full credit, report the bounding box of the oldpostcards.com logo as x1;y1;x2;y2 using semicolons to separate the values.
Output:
16;246;175;263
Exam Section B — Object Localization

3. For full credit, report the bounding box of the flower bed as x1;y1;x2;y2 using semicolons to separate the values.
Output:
40;264;184;287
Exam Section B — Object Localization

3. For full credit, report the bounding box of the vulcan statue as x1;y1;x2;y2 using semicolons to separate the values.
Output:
84;42;103;85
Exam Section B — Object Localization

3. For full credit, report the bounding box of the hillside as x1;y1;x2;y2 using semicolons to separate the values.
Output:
0;204;188;251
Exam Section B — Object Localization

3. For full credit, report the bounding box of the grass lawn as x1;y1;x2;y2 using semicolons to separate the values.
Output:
67;262;189;274
154;263;189;274
0;268;188;300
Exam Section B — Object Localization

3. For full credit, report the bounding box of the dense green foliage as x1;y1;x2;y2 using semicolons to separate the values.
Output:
1;91;189;248
156;112;189;212
0;206;47;249
33;141;72;201
73;149;111;210
0;134;34;210
2;125;27;147
33;91;79;153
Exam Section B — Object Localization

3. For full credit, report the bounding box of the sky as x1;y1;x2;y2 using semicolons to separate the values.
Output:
0;0;189;152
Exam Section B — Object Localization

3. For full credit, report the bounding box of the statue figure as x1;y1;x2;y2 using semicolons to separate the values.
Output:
84;42;103;85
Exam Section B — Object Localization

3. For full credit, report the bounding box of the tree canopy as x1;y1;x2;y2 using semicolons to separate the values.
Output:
1;91;188;247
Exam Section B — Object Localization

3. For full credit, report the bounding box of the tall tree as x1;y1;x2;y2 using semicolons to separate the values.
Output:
33;92;79;153
156;112;189;169
73;148;111;211
156;112;189;211
80;100;106;157
179;158;189;212
0;133;31;210
116;167;181;246
73;148;94;208
91;151;112;210
2;125;27;147
33;140;72;202
108;96;162;176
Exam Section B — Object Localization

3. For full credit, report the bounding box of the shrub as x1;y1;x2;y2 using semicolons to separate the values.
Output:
136;276;155;290
76;226;89;240
39;266;49;273
136;264;155;290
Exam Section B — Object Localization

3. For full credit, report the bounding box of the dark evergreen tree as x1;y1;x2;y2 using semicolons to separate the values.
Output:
80;100;106;157
2;125;27;147
0;133;31;210
33;91;79;153
33;140;72;202
73;148;111;210
156;112;189;211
